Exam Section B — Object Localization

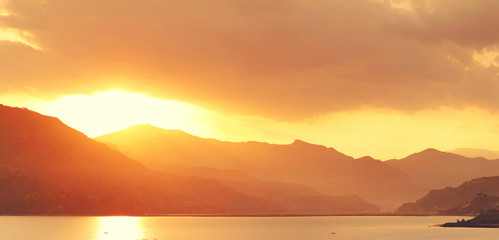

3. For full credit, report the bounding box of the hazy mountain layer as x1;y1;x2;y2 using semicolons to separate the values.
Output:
7;104;499;215
451;148;499;160
0;105;380;215
96;124;418;211
387;149;499;190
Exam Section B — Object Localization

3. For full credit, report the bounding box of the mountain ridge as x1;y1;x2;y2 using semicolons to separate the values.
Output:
0;105;381;215
386;148;499;191
96;124;418;211
6;106;499;215
96;124;499;212
0;104;284;215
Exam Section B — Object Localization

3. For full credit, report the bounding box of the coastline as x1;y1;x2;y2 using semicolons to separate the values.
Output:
0;213;471;217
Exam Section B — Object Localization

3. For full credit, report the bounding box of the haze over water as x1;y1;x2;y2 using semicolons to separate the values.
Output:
1;216;496;240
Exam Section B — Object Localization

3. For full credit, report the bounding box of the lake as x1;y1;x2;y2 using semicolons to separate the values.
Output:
0;216;497;240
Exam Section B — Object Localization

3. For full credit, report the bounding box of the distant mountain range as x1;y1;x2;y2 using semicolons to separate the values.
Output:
4;104;499;215
97;124;499;212
0;105;377;215
96;124;419;211
386;149;499;190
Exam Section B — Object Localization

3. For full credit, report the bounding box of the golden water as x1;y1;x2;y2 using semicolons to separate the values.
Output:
0;216;495;240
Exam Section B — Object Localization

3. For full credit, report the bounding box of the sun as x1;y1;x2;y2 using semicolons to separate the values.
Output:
2;89;214;137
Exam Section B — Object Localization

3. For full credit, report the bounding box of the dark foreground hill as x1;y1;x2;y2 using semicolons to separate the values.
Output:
0;104;283;215
396;176;499;214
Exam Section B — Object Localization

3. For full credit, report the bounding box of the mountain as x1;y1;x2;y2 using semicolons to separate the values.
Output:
0;104;282;215
451;148;499;160
386;148;499;190
96;124;418;211
396;176;499;214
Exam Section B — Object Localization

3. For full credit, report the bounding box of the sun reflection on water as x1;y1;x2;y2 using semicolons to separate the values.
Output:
97;217;149;240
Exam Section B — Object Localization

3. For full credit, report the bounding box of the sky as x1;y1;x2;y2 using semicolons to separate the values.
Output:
1;0;499;159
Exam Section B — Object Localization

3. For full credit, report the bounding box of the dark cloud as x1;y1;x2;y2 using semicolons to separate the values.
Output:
1;0;498;118
407;0;499;49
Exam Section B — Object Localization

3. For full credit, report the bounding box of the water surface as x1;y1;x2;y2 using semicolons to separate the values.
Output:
0;216;496;240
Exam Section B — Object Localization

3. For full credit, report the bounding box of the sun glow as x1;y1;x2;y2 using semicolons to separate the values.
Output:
3;90;499;159
2;89;215;137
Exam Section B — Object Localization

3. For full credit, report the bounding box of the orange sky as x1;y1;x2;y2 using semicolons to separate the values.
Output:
1;0;499;159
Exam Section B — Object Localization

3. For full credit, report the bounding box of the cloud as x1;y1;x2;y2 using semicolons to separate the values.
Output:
405;0;499;49
0;0;498;119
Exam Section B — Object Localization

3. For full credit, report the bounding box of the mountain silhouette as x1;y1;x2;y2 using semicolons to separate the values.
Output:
0;105;382;215
0;105;283;215
96;124;418;211
387;148;499;190
10;105;498;215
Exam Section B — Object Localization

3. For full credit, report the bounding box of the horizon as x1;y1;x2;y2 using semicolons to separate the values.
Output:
2;0;499;159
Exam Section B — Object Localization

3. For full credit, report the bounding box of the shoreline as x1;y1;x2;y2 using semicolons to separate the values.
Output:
441;224;499;228
0;213;473;217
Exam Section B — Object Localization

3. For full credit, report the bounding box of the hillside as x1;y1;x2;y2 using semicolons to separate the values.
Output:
96;124;418;211
0;104;281;215
396;176;499;214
